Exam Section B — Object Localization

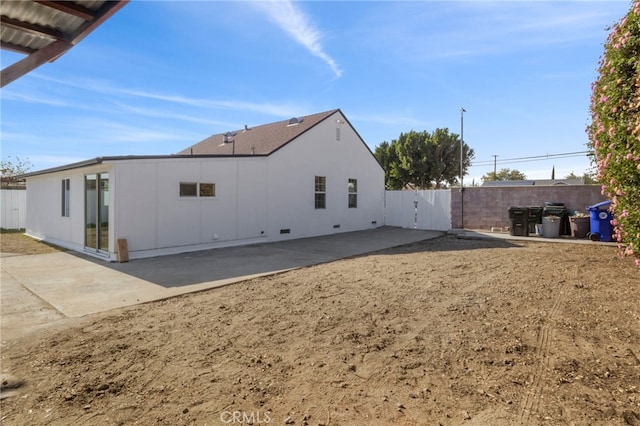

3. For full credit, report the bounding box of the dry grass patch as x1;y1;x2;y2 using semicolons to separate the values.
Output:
0;230;64;255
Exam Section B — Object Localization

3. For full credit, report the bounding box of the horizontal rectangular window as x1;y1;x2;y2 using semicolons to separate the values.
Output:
180;182;197;197
180;182;216;198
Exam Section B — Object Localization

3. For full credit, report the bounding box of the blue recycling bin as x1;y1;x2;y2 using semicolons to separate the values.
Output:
587;200;613;242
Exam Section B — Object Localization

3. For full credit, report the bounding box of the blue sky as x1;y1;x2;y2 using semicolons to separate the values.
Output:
0;0;632;184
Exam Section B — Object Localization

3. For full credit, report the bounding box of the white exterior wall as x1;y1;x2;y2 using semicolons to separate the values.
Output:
266;111;385;240
25;164;115;257
24;111;385;260
112;158;268;258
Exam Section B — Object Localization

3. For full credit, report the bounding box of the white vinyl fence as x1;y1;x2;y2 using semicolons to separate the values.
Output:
385;190;451;231
1;189;27;229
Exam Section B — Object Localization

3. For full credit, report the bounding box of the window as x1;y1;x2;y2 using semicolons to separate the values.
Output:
199;183;215;197
180;182;197;197
315;176;326;209
180;182;215;198
348;178;357;208
61;178;70;217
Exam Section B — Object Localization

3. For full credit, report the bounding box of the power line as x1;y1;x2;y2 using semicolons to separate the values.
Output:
471;151;593;167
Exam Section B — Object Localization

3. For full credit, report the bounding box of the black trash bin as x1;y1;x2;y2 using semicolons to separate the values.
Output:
508;206;530;236
543;202;570;235
527;206;543;234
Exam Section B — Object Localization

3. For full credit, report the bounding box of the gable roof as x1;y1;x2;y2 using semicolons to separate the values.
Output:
177;109;339;156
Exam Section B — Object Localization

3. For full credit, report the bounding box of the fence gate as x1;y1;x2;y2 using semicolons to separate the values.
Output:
1;189;27;229
385;190;451;231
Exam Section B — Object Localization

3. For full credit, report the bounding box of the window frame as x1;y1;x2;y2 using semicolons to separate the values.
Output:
61;178;70;217
314;176;326;209
179;182;216;198
348;178;358;208
179;182;198;197
199;183;216;198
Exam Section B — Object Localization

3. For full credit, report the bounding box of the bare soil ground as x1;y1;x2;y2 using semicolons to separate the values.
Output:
1;236;639;425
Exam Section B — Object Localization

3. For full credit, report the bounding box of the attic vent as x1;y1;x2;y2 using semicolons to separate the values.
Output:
222;131;237;144
287;117;304;126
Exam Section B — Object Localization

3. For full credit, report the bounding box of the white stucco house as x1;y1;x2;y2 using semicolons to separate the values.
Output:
23;109;385;260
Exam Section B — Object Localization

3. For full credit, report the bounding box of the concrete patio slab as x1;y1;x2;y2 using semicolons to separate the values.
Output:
1;227;442;340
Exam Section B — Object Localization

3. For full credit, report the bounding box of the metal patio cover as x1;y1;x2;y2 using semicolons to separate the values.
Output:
1;0;128;88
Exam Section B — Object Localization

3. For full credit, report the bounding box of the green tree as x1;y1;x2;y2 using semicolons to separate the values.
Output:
481;168;526;182
374;141;405;189
588;0;640;267
429;128;473;188
374;128;474;189
565;171;597;184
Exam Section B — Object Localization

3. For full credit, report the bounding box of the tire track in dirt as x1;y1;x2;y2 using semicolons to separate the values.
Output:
518;280;569;423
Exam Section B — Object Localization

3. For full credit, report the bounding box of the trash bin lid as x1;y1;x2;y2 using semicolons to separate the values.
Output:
587;200;611;210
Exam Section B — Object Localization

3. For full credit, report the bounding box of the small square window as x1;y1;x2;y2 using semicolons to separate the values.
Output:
199;183;215;197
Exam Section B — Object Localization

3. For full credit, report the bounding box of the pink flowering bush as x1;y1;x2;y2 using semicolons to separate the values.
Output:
588;0;640;266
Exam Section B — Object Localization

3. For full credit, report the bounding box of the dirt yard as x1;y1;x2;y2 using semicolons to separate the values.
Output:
1;236;639;425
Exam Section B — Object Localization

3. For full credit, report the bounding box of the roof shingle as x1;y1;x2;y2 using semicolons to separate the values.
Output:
176;109;339;156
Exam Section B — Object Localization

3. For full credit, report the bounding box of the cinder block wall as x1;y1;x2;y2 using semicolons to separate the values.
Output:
450;185;604;229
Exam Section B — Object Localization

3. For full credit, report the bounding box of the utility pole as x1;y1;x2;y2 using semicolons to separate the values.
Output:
460;108;465;189
460;108;466;229
493;155;498;179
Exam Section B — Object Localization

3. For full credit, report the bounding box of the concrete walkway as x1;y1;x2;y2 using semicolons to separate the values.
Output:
1;227;442;341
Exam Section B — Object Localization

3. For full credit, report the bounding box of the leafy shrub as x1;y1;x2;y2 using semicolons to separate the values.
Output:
588;0;640;266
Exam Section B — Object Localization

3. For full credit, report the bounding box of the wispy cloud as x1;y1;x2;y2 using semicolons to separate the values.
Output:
114;88;306;117
254;0;342;78
1;91;69;107
64;118;202;145
18;73;308;119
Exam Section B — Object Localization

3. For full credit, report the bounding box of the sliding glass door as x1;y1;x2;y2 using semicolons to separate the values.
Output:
85;173;109;252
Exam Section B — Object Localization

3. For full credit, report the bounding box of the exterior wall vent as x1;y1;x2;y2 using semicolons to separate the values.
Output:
280;229;291;234
333;224;341;229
